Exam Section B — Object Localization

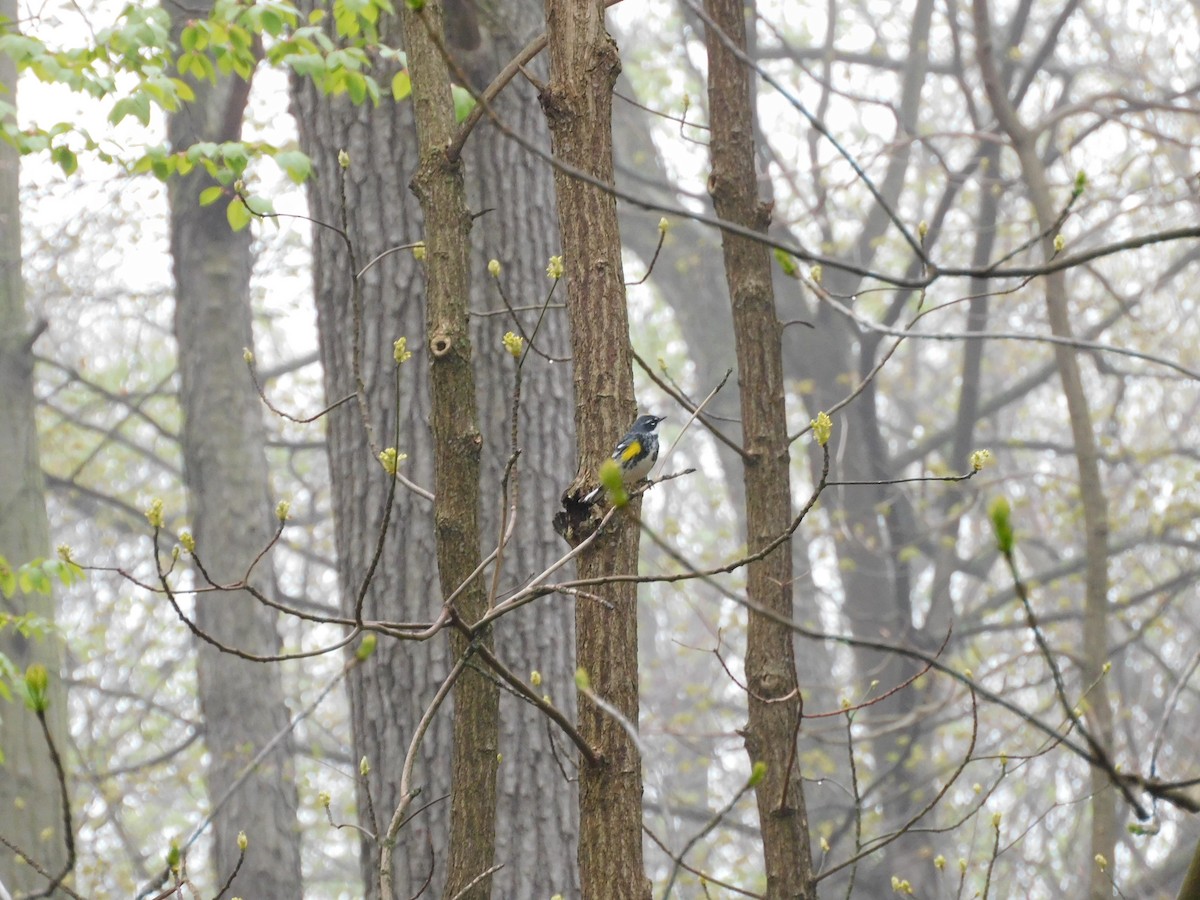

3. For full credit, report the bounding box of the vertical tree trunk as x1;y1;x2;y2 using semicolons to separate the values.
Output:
542;0;649;896
0;4;69;890
704;1;815;896
461;23;581;896
291;4;580;895
972;3;1116;895
400;4;497;897
166;4;303;893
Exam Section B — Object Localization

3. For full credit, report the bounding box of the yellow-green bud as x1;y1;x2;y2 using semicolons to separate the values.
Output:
275;500;291;522
359;756;370;776
378;448;406;475
530;670;542;687
145;498;165;529
56;544;72;562
412;241;426;261
970;449;992;472
810;264;822;284
574;667;591;691
502;332;524;358
1053;233;1065;253
1094;854;1107;871
811;411;833;447
658;217;670;234
820;836;830;852
318;791;331;808
338;149;350;169
917;220;928;240
180;531;196;554
237;831;248;851
988;496;1014;554
934;854;945;870
487;258;501;277
356;633;377;661
991;811;1002;828
24;664;49;712
242;347;254;364
546;255;564;280
747;761;767;787
596;457;628;506
393;337;412;364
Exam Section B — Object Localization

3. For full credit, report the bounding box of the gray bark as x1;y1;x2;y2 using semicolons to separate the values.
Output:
290;4;578;895
0;3;70;891
166;2;303;892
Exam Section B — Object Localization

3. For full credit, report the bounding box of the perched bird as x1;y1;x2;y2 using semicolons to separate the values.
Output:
584;414;666;503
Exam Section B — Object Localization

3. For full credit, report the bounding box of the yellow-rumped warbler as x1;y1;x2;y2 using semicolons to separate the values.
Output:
584;414;665;503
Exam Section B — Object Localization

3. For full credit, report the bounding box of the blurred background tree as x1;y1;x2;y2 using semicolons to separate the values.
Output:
1;0;1199;896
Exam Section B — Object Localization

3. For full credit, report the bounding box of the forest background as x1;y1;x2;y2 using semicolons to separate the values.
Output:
2;0;1200;897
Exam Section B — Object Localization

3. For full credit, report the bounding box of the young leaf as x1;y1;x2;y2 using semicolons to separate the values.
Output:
391;69;410;101
226;197;252;232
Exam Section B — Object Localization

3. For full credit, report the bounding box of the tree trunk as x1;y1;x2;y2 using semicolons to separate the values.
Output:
542;0;649;895
460;25;582;897
399;4;496;897
0;4;69;891
704;0;815;895
291;4;580;895
166;4;303;893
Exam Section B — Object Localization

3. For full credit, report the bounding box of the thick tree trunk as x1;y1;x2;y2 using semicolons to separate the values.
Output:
461;27;581;898
0;5;69;890
399;4;496;898
542;0;649;896
704;1;815;895
291;4;579;896
166;4;303;893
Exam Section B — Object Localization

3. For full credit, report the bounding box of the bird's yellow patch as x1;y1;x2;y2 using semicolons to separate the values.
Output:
621;440;642;462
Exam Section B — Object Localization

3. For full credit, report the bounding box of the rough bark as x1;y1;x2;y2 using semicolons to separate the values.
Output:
292;33;450;890
166;3;303;892
291;4;579;896
0;4;70;890
704;0;815;895
399;4;496;898
542;0;649;895
972;2;1116;896
461;21;581;896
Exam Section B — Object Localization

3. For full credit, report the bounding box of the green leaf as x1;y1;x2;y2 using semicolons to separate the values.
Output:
51;145;78;175
287;53;326;77
773;247;799;277
274;150;312;184
198;185;225;206
451;84;475;122
0;561;14;599
226;197;252;232
220;141;249;176
345;71;367;104
172;77;195;103
391;69;410;101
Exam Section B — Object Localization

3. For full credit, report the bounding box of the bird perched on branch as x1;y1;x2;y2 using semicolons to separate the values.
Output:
584;414;665;504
